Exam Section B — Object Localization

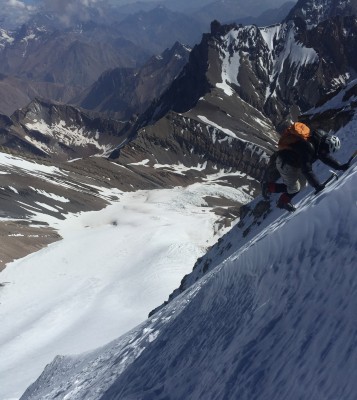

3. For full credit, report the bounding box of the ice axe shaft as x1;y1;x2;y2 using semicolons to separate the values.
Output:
314;171;338;195
322;171;338;186
347;150;357;165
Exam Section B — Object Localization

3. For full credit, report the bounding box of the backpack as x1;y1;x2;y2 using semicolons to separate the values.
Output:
278;122;311;150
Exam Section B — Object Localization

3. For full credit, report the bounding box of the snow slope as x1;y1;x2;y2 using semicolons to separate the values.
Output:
19;128;357;399
0;171;250;400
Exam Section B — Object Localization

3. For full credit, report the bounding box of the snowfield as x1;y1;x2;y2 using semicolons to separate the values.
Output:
0;173;251;400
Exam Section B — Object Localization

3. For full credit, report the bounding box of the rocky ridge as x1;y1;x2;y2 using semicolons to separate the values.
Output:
74;42;191;120
286;0;357;25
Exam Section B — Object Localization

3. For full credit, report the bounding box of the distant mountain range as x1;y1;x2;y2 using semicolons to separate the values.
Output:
0;6;202;117
2;0;294;29
0;2;299;117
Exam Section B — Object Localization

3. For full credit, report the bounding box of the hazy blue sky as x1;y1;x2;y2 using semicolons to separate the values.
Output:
2;0;294;29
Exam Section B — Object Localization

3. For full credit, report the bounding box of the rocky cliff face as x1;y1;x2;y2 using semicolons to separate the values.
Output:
0;99;131;161
286;0;357;25
74;42;191;120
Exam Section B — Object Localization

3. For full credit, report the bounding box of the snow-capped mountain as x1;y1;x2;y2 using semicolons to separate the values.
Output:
136;13;357;130
16;83;357;399
1;99;131;161
0;5;204;116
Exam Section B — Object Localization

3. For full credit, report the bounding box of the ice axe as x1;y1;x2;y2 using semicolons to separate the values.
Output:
314;171;338;195
347;150;357;165
323;171;338;186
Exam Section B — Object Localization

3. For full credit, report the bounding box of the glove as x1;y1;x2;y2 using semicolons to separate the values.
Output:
314;184;325;194
339;163;350;171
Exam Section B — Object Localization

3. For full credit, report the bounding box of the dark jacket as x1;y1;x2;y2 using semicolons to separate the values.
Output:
277;135;343;189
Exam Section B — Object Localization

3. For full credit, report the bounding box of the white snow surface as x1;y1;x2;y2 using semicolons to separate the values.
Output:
215;23;319;100
216;30;241;96
262;23;318;93
0;173;251;400
197;115;238;139
311;78;357;114
15;117;357;400
284;28;318;68
260;24;282;52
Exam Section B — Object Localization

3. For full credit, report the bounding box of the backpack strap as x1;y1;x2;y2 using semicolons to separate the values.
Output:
311;129;328;155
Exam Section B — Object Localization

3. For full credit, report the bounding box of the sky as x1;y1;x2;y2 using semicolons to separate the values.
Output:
1;0;295;29
1;0;105;28
1;0;37;27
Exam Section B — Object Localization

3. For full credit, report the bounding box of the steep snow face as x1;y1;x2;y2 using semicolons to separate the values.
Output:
275;26;318;70
19;116;357;399
259;24;282;52
215;23;319;104
262;23;319;98
216;29;242;95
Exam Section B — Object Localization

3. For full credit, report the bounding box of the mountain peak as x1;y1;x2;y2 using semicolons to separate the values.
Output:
286;0;357;26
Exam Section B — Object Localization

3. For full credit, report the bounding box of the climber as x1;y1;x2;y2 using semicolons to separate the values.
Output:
262;122;350;212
